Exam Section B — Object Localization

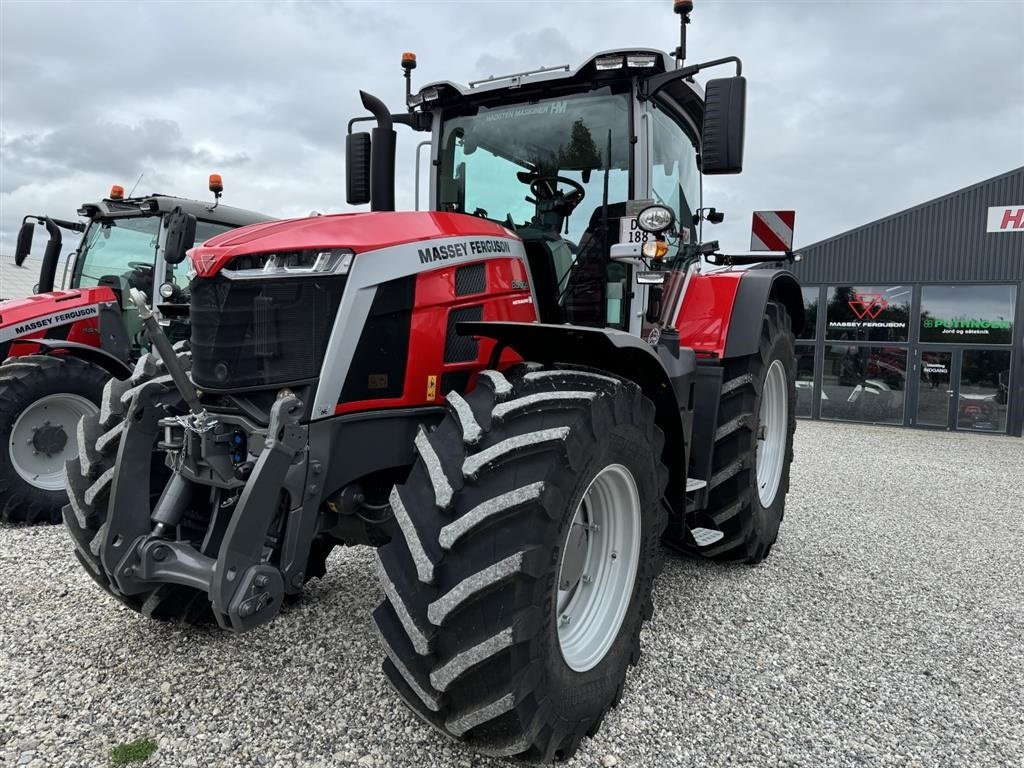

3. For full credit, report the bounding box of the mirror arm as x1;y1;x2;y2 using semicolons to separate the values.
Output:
705;252;800;267
638;56;743;101
51;217;86;233
347;112;430;134
21;215;84;233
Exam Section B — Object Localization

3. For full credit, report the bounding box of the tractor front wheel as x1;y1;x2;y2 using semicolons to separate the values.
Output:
0;355;108;524
62;351;213;623
373;366;667;761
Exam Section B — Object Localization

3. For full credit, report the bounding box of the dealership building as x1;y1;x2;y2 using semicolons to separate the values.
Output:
788;167;1024;437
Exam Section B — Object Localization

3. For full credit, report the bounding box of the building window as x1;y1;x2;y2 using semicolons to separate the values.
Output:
798;287;819;341
825;285;912;343
795;345;816;417
958;349;1012;432
821;345;907;424
920;284;1016;345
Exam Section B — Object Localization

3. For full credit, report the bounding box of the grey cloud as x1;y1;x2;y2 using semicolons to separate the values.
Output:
475;28;584;81
1;119;249;195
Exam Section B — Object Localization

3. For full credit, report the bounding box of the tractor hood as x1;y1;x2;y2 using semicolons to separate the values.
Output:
0;287;117;343
189;211;519;278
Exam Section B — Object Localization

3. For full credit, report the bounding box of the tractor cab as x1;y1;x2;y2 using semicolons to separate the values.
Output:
348;32;746;343
426;49;707;335
13;179;270;343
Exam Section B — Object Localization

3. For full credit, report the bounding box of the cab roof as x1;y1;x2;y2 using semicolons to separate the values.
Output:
79;194;272;227
415;47;705;132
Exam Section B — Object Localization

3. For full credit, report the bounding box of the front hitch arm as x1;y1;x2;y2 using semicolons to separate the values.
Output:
209;393;308;631
106;379;311;631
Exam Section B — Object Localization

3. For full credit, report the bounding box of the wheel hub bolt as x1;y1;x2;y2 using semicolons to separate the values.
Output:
611;551;618;560
559;614;571;626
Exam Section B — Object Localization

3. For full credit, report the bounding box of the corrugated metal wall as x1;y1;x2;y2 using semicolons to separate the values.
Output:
791;167;1024;284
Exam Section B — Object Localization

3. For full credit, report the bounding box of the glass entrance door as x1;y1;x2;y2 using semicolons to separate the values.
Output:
957;349;1012;433
915;350;955;427
913;348;1013;433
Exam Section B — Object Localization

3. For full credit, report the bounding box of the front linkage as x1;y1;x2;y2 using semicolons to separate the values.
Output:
89;294;326;632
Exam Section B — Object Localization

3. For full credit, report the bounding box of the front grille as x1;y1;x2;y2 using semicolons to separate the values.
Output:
190;274;346;390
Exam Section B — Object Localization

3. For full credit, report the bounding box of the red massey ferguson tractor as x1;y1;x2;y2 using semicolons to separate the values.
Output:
64;5;803;761
0;180;270;523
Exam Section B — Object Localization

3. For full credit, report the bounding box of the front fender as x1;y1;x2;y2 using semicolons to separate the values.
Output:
458;320;695;513
32;339;133;380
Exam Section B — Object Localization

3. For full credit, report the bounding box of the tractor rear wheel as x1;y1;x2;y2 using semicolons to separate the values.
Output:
62;351;213;623
373;366;667;761
685;300;797;563
0;355;109;524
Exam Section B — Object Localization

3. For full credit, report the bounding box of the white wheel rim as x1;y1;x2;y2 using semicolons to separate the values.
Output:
556;464;641;672
9;393;97;491
756;359;788;508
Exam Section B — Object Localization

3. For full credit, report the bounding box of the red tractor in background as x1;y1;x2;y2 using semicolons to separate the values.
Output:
65;3;803;761
0;180;270;523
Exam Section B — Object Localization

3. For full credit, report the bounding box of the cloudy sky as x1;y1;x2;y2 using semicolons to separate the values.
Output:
1;0;1022;257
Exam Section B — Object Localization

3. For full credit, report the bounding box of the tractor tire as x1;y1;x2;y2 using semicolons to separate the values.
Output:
0;355;109;525
62;350;213;624
685;300;797;563
373;366;668;762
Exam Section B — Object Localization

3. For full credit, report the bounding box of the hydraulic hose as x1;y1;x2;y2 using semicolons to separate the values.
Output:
129;288;203;414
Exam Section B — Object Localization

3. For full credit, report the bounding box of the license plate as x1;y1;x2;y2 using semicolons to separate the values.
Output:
618;217;653;244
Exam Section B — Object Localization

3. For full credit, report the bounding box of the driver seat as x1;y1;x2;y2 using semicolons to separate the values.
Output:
562;202;628;327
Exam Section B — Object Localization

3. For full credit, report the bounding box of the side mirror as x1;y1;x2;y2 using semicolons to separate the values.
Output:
701;76;746;175
346;132;372;205
164;207;197;265
15;220;35;266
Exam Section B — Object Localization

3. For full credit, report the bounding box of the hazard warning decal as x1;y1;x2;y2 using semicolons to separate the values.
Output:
750;210;796;252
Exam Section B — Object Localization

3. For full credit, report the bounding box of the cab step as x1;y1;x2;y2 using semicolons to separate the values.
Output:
690;527;725;547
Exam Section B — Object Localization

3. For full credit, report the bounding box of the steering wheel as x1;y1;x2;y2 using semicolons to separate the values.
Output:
528;175;586;213
127;261;154;273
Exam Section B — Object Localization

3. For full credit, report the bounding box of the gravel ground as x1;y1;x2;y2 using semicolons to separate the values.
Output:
1;420;1022;768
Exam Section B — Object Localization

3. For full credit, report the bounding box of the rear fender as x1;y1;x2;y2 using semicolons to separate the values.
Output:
459;320;695;514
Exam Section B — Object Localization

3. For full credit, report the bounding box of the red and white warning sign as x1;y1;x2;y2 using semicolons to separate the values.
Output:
750;210;796;252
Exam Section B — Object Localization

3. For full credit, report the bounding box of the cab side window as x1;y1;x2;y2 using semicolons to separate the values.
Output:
649;104;700;243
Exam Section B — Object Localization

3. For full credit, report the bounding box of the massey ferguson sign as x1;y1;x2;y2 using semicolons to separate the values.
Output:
986;206;1024;233
848;292;889;320
0;304;99;344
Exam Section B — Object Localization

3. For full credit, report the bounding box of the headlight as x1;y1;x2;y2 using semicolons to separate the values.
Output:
636;204;676;234
158;282;176;299
222;248;354;279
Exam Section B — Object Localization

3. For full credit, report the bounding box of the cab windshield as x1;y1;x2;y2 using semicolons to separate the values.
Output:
437;88;631;243
75;216;160;288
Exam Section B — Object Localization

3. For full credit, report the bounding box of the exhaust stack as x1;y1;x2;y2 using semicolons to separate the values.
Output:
359;90;397;212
